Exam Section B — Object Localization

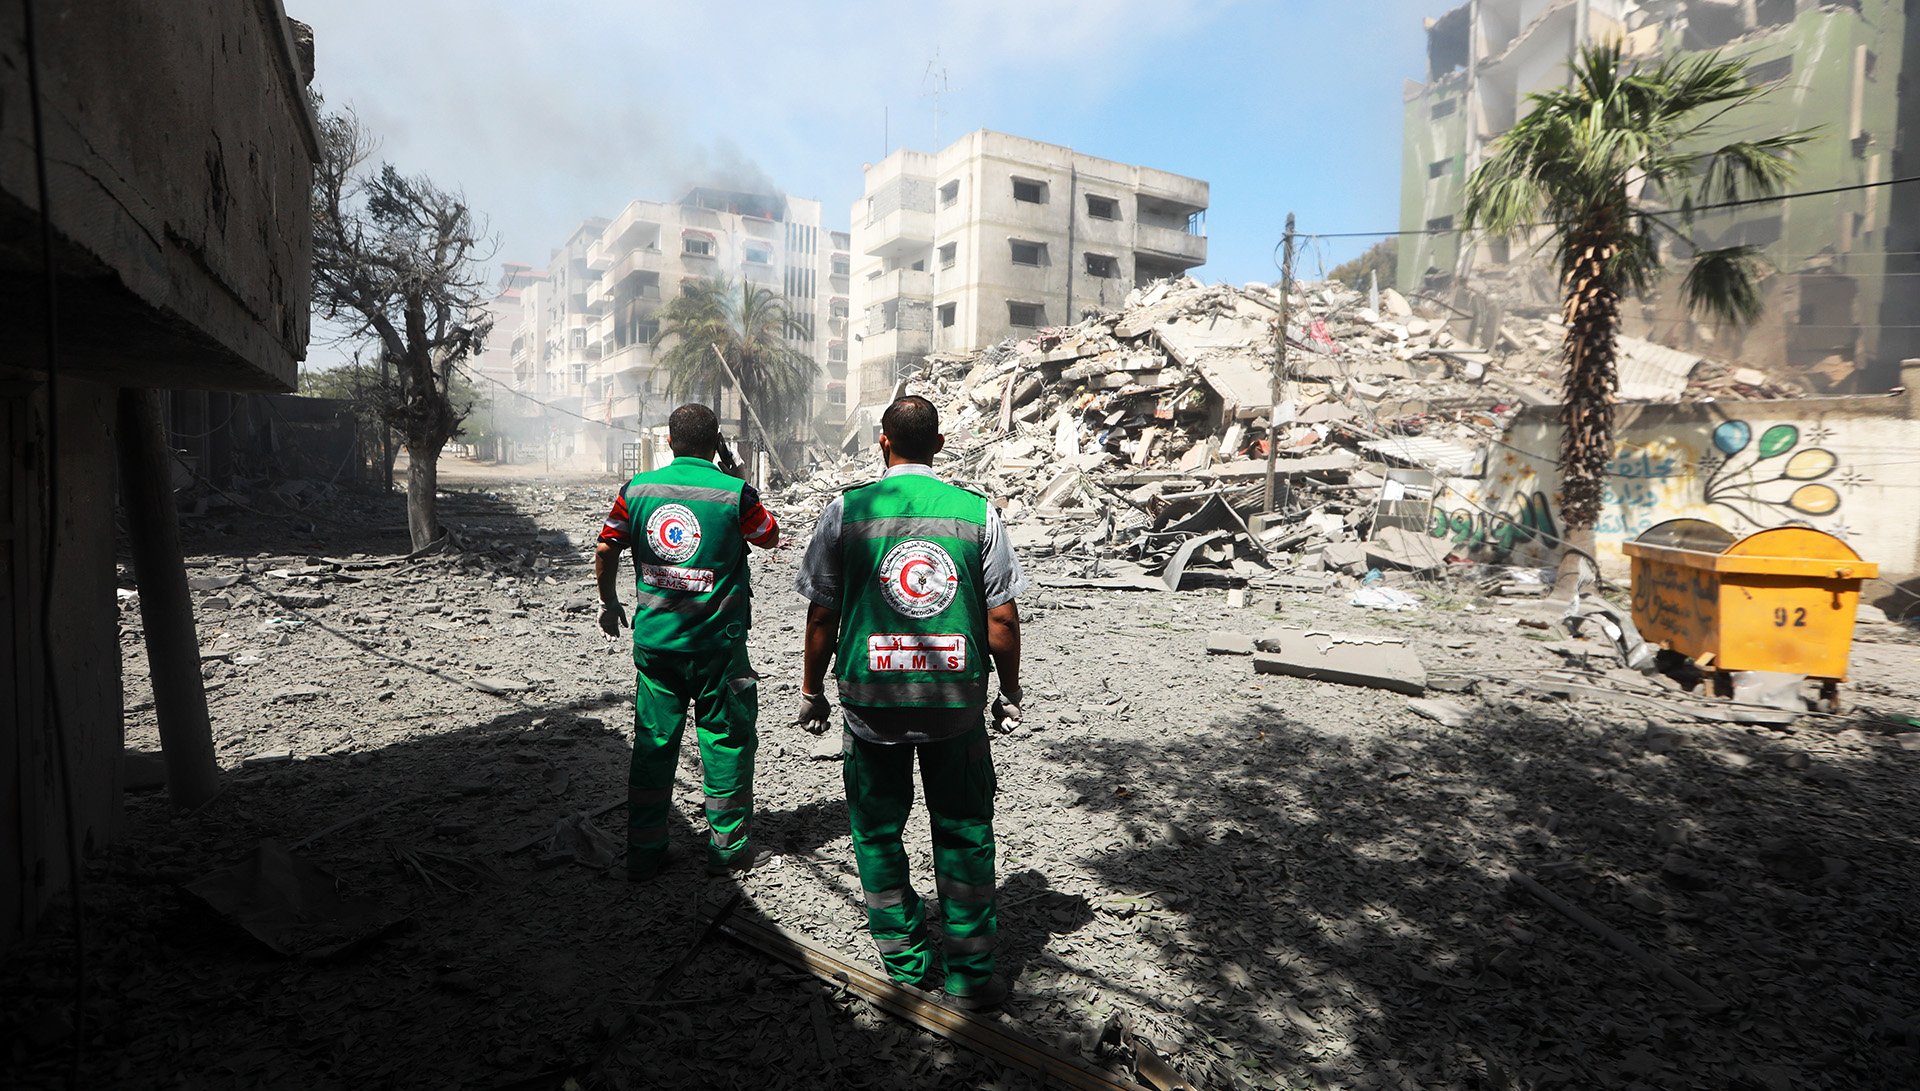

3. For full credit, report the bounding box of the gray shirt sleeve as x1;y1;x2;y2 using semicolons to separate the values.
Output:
981;504;1028;609
794;497;844;608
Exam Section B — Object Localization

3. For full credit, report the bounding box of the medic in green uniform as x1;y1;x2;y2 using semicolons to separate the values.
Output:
795;395;1027;1012
596;404;781;879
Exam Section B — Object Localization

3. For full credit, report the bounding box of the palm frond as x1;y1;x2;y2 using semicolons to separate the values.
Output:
1682;245;1768;326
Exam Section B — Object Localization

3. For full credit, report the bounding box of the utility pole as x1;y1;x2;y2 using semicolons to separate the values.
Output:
709;343;792;479
1263;213;1297;515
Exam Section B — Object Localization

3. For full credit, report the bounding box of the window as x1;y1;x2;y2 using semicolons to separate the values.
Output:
939;180;960;207
938;303;956;328
570;362;588;385
743;243;773;264
1426;214;1455;233
1012;177;1047;204
633;318;659;345
831;256;850;276
1428;158;1452;180
1009;240;1046;266
1746;56;1792;86
1086;195;1119;220
910;260;926;272
831;231;850;250
827;386;846;408
683;236;713;257
1007;301;1045;328
830;298;849;318
938;242;957;269
828;343;847;364
1431;98;1456;119
1085;253;1119;279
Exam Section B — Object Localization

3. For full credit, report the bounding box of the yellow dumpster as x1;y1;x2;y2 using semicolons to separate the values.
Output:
1623;519;1878;696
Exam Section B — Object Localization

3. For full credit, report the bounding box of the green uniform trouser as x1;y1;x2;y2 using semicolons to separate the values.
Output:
627;644;757;876
842;722;998;993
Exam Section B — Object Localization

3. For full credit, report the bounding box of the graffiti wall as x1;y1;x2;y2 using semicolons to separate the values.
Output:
1427;394;1920;583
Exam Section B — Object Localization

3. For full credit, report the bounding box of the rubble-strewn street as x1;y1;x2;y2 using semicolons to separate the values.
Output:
4;448;1919;1089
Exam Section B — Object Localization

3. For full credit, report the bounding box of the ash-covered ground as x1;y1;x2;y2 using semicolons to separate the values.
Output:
6;463;1920;1091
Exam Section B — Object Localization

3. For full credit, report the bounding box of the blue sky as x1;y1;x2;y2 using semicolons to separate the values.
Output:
302;0;1443;365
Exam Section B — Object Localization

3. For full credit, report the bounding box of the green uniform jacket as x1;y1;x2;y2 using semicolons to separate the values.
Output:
834;472;990;710
619;456;750;656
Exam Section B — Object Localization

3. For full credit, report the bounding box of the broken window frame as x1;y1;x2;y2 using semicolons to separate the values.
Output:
683;236;714;257
938;242;957;269
1085;194;1120;221
1007;300;1045;328
1009;239;1046;267
939;180;960;207
938;302;956;328
743;243;773;265
1011;177;1048;204
1084;253;1119;279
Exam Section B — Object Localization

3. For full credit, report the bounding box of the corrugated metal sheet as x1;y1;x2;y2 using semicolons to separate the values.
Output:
1359;435;1485;476
1616;335;1702;402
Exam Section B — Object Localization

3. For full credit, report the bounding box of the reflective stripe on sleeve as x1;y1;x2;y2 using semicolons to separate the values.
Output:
627;482;742;507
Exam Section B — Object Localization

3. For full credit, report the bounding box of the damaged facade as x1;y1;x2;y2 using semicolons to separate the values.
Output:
472;190;847;471
847;131;1208;430
1401;0;1920;392
0;1;320;942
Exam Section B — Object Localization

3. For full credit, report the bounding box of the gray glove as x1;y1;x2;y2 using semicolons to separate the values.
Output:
598;600;627;637
991;685;1024;733
794;691;831;735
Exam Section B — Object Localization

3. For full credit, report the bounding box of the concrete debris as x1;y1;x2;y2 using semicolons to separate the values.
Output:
781;277;1795;600
1406;698;1472;728
1250;629;1426;695
1205;632;1256;656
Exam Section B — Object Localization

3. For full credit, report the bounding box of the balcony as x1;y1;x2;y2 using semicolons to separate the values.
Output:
601;341;657;376
862;326;933;361
874;268;933;301
862;208;935;258
1134;223;1208;267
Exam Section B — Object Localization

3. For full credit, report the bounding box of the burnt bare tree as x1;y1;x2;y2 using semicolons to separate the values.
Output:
311;103;492;550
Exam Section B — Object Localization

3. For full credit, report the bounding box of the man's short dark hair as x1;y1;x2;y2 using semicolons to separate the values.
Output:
881;395;940;462
668;403;720;456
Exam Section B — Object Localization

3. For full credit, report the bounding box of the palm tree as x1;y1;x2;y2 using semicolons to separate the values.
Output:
1463;42;1807;596
652;276;818;448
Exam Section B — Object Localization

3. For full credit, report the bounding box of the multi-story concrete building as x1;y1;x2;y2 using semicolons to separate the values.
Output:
1400;0;1919;391
847;131;1209;420
481;189;843;471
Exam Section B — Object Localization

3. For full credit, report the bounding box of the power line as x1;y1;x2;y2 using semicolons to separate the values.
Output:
455;363;642;434
1299;174;1920;241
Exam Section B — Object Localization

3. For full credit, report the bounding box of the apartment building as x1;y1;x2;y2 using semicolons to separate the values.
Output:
847;131;1209;419
1400;0;1919;391
481;189;843;471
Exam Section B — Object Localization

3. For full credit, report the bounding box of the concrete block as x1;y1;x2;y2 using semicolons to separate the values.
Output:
1251;630;1425;695
1206;632;1255;656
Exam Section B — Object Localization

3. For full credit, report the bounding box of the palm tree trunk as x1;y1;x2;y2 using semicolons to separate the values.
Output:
1552;229;1620;599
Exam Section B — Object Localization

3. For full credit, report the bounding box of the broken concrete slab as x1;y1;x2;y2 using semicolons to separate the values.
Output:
1406;698;1471;727
1250;630;1426;695
1206;632;1255;656
1366;527;1453;572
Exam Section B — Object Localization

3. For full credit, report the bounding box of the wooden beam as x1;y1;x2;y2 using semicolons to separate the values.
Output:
708;904;1156;1091
116;387;220;809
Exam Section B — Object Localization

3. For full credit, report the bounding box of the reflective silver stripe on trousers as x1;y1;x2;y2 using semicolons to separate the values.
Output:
838;680;988;706
628;787;673;805
632;590;745;616
946;933;994;954
625;482;742;507
704;790;752;812
710;827;742;848
839;516;983;542
863;886;913;909
935;876;995;904
874;933;925;954
628;825;668;844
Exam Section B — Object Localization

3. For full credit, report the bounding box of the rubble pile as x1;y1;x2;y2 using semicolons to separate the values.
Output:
787;277;1794;592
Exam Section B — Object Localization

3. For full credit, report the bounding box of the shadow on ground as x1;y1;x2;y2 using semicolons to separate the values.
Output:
0;694;1056;1091
1044;699;1920;1090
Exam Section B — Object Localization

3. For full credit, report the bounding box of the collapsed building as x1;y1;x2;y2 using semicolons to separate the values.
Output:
1402;0;1920;393
787;277;1920;607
